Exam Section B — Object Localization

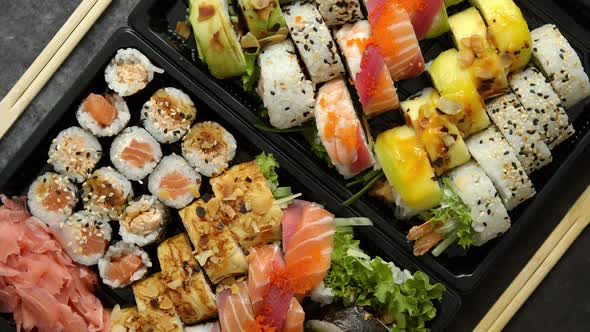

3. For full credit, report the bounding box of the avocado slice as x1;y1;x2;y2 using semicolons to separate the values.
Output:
238;0;286;39
424;3;450;39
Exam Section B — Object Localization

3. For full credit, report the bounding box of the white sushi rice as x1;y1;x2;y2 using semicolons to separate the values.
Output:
510;66;575;149
284;2;345;84
105;48;164;97
141;87;197;143
315;0;363;27
48;127;102;183
82;167;134;220
181;121;237;177
148;155;202;209
391;185;420;220
448;161;511;246
257;40;316;129
119;195;169;247
110;126;163;181
531;24;590;108
98;242;152;288
55;210;112;266
485;93;552;174
466;127;535;211
27;172;78;226
76;92;130;137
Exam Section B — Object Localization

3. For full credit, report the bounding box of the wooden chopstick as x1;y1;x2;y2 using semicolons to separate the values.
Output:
0;0;112;139
475;185;590;332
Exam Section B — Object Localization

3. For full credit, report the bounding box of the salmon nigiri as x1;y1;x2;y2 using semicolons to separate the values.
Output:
217;281;257;332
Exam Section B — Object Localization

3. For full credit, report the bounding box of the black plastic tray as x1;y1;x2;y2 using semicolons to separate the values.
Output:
129;0;590;292
0;28;460;331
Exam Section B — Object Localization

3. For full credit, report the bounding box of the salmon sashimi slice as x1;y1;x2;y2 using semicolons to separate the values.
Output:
106;253;143;284
84;93;117;127
120;139;154;167
159;171;199;199
281;200;306;251
217;281;258;332
283;298;305;332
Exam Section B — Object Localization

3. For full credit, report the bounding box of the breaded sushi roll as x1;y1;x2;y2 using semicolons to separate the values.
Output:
48;127;102;183
315;78;375;179
182;122;237;177
54;210;112;266
110;126;163;181
531;24;590;108
466;127;535;210
76;92;130;137
315;0;363;27
119;195;169;247
27;172;78;225
109;305;143;331
105;48;164;97
148;155;202;209
486;93;552;174
132;273;184;332
141;87;197;144
257;40;315;129
82;167;134;220
510;66;575;149
158;233;217;324
99;241;151;288
284;2;345;84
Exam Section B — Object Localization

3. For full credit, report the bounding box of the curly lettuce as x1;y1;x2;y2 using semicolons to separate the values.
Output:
255;152;293;199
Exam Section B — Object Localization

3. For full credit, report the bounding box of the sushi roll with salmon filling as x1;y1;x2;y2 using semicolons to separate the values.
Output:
48;127;102;183
315;78;375;179
82;167;134;220
54;210;112;266
98;241;151;288
110;126;163;181
315;0;363;27
141;87;197;144
27;172;78;225
76;92;130;137
119;195;169;247
148;155;202;209
105;48;164;97
182;121;237;177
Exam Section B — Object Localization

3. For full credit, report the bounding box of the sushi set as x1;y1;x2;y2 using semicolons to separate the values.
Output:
129;0;590;291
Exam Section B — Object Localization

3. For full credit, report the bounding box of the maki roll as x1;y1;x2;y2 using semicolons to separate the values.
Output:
315;78;375;179
182;121;237;177
531;24;590;108
257;40;315;129
54;210;112;266
510;66;575;149
48;127;102;183
315;0;363;27
486;93;552;174
76;92;130;137
110;126;163;181
466;127;535;210
109;306;144;331
27;172;78;225
132;273;184;332
105;48;164;96
119;195;169;247
148;155;202;209
141;87;197;144
82;167;134;220
283;2;345;84
99;241;151;288
238;0;286;39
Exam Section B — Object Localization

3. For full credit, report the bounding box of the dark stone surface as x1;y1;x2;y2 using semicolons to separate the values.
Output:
0;1;589;332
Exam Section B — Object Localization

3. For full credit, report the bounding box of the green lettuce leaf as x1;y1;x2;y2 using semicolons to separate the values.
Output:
255;152;280;190
303;126;333;168
242;47;260;92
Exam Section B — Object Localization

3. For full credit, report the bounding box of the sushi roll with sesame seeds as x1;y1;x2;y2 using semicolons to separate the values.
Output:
315;0;363;27
48;127;102;183
110;127;163;181
119;195;169;247
105;48;164;97
466;127;535;210
27;172;78;226
82;167;134;220
98;242;152;288
283;2;345;84
141;87;197;144
181;121;237;177
531;24;590;108
148;155;202;209
485;93;552;174
510;66;575;149
257;40;315;129
76;92;130;137
53;210;112;266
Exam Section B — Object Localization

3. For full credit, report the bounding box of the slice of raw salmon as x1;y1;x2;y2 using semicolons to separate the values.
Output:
120;139;154;167
217;281;258;332
84;93;117;127
283;298;305;332
105;253;143;284
159;171;198;199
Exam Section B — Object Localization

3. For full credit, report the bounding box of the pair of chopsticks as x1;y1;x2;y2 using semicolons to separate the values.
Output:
0;0;112;139
476;185;590;331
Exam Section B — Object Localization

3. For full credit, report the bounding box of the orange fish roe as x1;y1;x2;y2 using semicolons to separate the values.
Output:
370;3;406;62
394;0;426;13
294;15;302;23
346;37;368;51
324;111;337;139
